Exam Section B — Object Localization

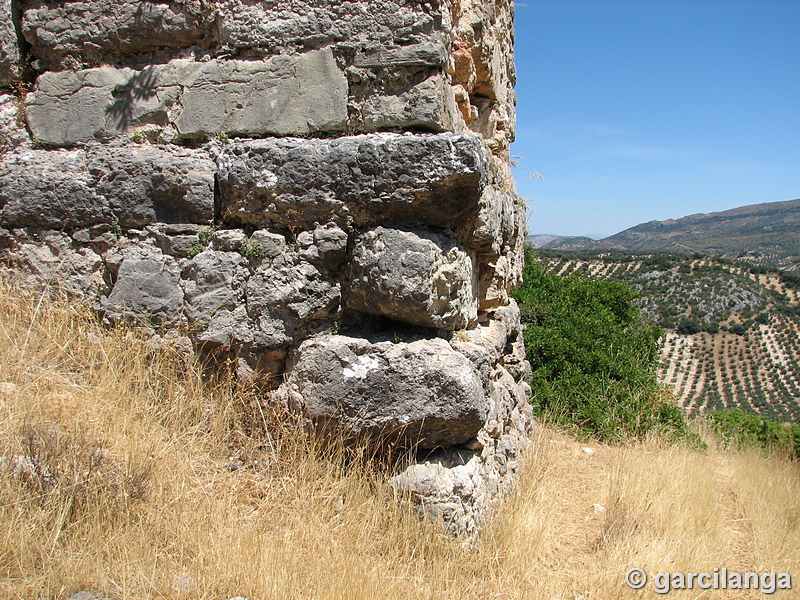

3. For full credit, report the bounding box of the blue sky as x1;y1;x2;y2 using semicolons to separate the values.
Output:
511;0;800;238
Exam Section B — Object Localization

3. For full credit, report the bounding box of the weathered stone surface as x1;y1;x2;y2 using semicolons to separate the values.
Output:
468;186;520;257
279;335;487;449
21;0;212;66
355;72;462;133
150;228;202;258
1;0;532;541
25;65;175;145
392;458;486;536
0;149;111;228
346;227;477;331
210;229;247;253
89;146;215;227
352;44;448;70
216;0;447;55
0;0;18;86
217;132;487;232
182;250;247;322
25;50;348;144
175;50;348;138
0;93;27;152
249;230;286;259
0;145;215;229
244;256;341;349
0;230;104;297
450;0;517;152
297;222;348;271
104;245;183;325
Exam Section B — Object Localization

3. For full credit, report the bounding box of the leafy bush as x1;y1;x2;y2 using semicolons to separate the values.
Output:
707;408;800;459
513;249;693;442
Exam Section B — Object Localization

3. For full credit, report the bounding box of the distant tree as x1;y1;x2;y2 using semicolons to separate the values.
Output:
676;320;701;335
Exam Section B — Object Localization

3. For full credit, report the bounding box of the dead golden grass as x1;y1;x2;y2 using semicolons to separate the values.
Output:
0;283;798;600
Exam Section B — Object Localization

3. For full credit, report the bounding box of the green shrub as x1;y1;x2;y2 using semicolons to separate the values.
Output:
707;408;800;459
513;249;694;443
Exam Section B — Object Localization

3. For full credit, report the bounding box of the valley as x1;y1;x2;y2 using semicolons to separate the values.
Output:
536;251;800;422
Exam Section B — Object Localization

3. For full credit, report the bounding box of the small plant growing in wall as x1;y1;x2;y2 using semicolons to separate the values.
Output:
131;129;147;144
187;227;213;258
239;240;265;261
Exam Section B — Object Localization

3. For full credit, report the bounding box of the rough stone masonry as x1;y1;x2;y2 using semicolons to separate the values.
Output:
0;0;534;536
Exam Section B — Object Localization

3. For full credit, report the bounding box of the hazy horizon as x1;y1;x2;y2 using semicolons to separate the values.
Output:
527;195;800;239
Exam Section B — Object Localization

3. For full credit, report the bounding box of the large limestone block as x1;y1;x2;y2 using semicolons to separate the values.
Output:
105;246;183;325
0;0;18;86
25;65;179;145
25;50;348;144
88;146;216;227
0;149;111;228
346;227;478;331
216;0;446;55
358;72;462;133
217;132;487;231
21;0;211;65
0;145;215;229
279;335;488;449
175;50;347;137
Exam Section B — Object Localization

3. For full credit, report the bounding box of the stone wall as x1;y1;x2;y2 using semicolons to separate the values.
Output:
0;0;533;536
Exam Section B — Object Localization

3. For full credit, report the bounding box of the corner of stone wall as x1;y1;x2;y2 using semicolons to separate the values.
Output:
0;0;533;539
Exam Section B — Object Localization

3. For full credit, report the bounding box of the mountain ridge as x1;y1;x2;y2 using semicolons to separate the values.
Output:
531;197;800;271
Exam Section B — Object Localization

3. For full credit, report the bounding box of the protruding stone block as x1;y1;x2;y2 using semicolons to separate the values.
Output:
346;227;478;331
217;132;487;232
279;335;488;449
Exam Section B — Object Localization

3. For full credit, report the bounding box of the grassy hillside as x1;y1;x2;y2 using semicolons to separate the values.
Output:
540;197;800;271
0;282;798;599
536;251;800;421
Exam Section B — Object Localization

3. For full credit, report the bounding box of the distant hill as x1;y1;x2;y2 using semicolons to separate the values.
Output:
533;198;800;271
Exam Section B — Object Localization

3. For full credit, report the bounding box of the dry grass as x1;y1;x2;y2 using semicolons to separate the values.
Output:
0;283;798;600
